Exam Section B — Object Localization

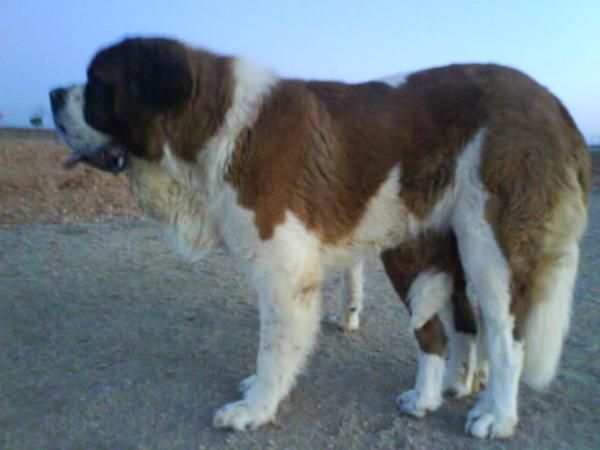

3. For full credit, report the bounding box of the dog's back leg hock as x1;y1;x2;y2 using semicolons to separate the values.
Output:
452;135;522;439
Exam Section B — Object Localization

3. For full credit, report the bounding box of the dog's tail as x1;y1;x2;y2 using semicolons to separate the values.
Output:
521;175;588;390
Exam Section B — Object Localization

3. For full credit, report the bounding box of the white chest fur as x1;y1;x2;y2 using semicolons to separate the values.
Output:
128;157;222;262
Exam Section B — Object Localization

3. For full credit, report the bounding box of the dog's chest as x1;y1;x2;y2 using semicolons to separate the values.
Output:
127;159;222;261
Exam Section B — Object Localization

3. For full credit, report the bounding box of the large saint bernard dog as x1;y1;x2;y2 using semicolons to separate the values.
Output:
50;37;590;439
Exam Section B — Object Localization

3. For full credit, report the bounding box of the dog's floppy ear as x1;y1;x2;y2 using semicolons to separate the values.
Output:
123;38;194;112
86;38;194;118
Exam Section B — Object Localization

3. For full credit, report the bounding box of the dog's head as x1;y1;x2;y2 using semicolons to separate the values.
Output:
50;38;194;173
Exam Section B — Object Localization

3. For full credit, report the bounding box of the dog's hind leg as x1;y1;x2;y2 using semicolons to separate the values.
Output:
454;212;522;438
451;134;522;439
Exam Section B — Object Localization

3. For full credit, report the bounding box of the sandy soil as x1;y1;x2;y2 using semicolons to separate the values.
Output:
1;131;599;449
0;129;140;226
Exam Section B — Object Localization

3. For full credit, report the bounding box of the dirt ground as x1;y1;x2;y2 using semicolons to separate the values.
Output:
0;129;140;226
1;131;599;449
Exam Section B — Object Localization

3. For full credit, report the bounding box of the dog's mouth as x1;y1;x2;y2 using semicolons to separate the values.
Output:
51;109;126;174
64;144;128;174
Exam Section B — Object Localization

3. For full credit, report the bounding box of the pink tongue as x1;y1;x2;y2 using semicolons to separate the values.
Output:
63;152;84;169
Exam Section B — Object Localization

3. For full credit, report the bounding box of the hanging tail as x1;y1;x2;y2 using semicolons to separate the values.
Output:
521;177;588;389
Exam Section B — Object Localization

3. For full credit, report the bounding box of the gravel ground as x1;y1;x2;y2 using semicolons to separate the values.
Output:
0;135;139;226
1;193;599;450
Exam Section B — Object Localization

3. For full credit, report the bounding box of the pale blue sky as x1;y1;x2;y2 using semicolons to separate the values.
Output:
1;0;598;141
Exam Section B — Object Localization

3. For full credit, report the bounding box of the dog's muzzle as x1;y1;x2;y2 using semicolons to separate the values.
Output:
49;87;128;174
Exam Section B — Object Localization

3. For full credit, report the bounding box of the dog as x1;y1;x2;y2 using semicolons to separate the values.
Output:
50;37;590;438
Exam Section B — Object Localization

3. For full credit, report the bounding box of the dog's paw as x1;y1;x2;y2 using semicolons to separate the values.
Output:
322;310;360;332
396;389;441;418
213;399;275;431
465;397;516;439
341;308;360;331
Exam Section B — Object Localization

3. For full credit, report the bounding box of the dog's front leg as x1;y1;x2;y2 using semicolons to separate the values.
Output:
213;263;322;431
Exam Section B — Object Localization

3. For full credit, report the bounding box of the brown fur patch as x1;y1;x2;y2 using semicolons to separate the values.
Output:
227;67;490;242
414;316;448;357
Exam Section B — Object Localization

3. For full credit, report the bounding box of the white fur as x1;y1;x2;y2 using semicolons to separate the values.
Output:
397;352;445;417
164;220;217;263
521;169;587;389
347;166;418;254
224;59;278;133
408;270;453;330
53;85;111;154
128;156;221;262
452;130;521;439
521;246;578;388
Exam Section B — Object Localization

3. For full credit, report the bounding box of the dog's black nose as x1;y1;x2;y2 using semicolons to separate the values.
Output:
49;88;67;113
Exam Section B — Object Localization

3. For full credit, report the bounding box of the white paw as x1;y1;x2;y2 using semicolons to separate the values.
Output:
322;312;359;332
238;374;257;394
341;308;360;331
396;389;441;418
465;397;517;439
213;399;275;431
